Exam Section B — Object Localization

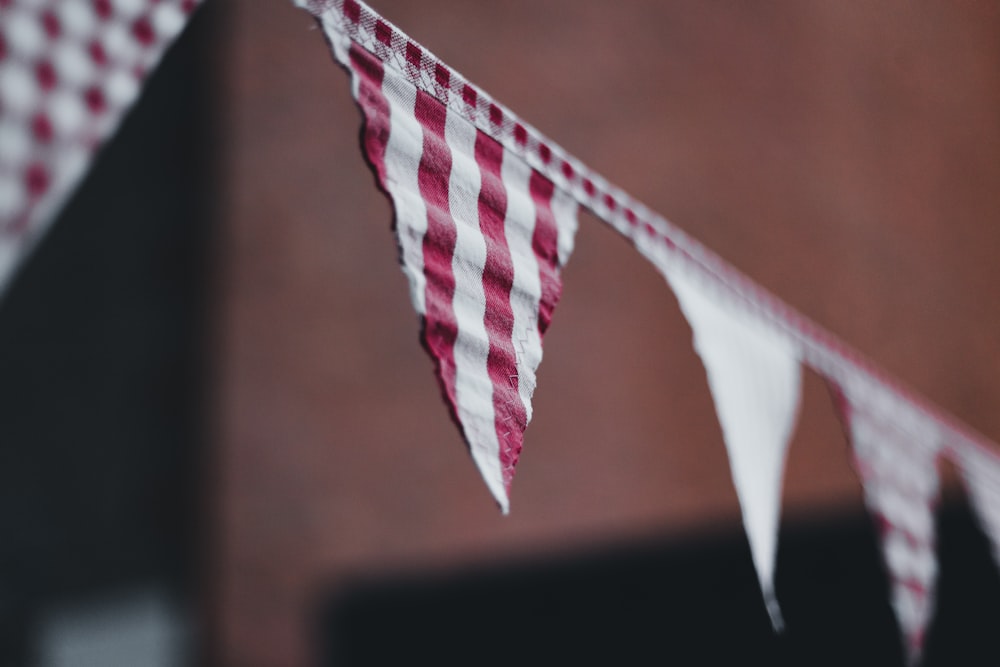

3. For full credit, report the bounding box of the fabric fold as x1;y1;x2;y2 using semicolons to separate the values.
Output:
665;266;802;629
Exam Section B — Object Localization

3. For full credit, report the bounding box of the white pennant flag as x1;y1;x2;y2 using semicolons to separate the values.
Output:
956;444;1000;571
834;383;942;665
665;267;802;629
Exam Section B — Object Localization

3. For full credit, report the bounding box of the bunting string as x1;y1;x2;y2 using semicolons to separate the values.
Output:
296;0;1000;658
3;0;1000;661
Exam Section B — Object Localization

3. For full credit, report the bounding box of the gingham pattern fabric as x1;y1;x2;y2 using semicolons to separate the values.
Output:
834;383;942;665
0;0;199;295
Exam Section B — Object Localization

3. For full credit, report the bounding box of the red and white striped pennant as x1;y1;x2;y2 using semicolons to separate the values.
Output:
304;0;578;511
833;382;942;665
0;0;200;297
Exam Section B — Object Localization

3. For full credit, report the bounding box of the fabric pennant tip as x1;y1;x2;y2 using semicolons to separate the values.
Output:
764;588;784;633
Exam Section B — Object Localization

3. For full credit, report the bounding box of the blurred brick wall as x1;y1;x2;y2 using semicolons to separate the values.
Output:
210;2;1000;665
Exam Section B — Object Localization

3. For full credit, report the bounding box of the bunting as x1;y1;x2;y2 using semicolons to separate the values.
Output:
3;0;1000;662
298;0;1000;659
0;0;199;298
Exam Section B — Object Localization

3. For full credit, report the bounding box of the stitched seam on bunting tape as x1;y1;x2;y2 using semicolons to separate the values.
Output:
303;0;1000;463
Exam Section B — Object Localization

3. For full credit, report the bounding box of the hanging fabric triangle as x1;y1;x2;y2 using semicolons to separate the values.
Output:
0;0;201;299
665;265;802;629
832;382;942;665
955;444;1000;571
310;2;579;512
298;16;1000;654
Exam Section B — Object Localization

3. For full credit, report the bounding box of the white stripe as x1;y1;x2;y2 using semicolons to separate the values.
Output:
320;10;352;65
854;421;938;496
873;483;934;541
379;66;429;315
550;184;578;267
500;152;543;421
885;529;937;583
443;109;507;510
893;585;931;637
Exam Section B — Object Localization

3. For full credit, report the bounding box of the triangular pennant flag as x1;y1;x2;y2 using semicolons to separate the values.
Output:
0;0;200;298
665;266;802;629
307;1;578;512
955;444;1000;570
832;383;942;665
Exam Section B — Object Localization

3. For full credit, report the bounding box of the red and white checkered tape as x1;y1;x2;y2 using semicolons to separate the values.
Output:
0;0;199;296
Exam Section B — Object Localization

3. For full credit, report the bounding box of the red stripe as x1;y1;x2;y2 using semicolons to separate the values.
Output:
375;20;393;47
529;171;561;335
474;130;524;489
405;41;422;69
898;577;929;597
434;63;450;89
343;0;360;23
416;90;461;417
349;45;464;436
347;45;389;186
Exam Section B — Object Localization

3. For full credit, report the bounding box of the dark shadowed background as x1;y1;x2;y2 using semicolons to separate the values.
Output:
0;1;999;665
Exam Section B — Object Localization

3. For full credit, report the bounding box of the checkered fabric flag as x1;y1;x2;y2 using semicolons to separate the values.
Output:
0;0;200;296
